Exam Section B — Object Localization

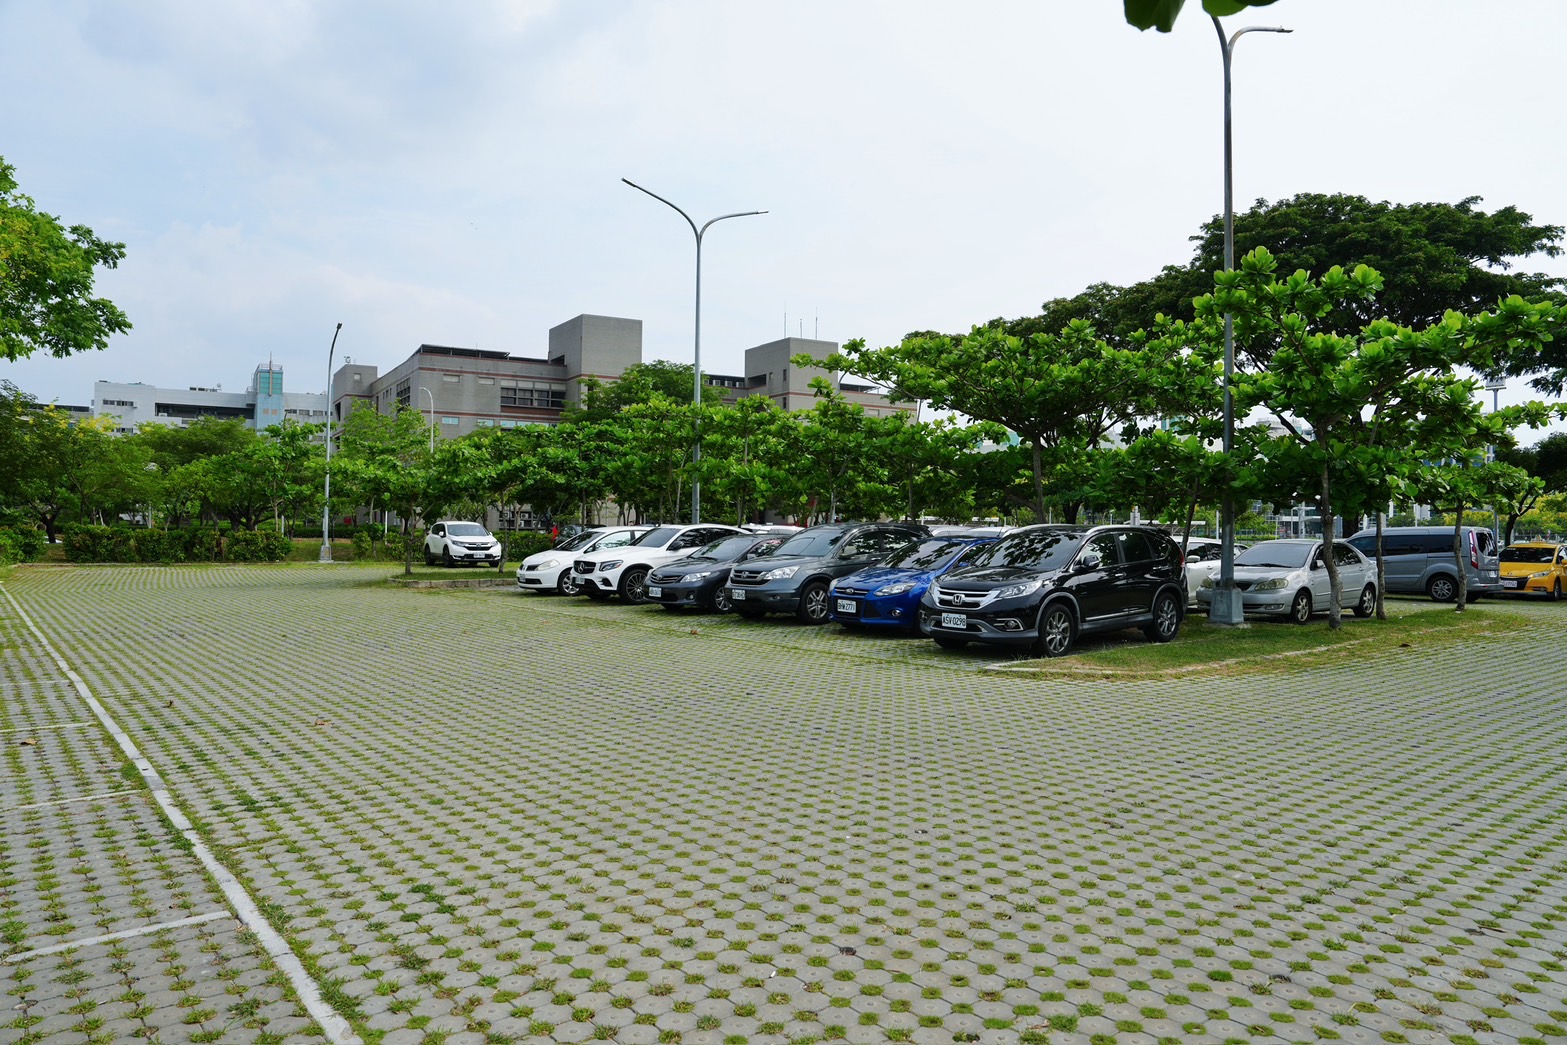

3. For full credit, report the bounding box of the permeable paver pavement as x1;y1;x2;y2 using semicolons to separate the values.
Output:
2;564;1564;1045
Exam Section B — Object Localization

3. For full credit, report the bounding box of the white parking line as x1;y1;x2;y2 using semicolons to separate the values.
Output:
1;787;144;814
1;911;233;963
0;585;359;1044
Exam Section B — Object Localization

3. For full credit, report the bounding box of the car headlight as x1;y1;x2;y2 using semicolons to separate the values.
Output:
538;558;559;569
599;560;622;571
994;579;1042;600
1530;570;1551;579
685;570;713;581
874;581;916;596
761;565;799;580
1252;577;1287;591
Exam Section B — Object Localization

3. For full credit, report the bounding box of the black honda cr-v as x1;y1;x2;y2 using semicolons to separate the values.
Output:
919;524;1185;657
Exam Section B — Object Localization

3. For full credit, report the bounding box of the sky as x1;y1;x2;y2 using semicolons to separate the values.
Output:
4;0;1566;436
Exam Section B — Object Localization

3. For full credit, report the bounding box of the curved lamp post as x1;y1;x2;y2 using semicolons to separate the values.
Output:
1209;16;1291;626
622;178;766;524
319;322;343;563
420;386;436;453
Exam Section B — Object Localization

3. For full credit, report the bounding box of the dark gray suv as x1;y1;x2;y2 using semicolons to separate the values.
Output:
724;521;930;623
919;524;1186;657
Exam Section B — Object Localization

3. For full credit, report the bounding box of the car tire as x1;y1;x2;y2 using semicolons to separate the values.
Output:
711;587;734;614
1036;603;1076;658
1143;590;1182;643
1553;579;1563;602
424;548;436;566
797;581;830;624
1353;583;1376;618
556;572;580;596
933;634;968;650
1288;589;1312;624
582;586;610;601
441;547;453;567
619;566;650;604
1465;591;1483;604
1427;574;1457;602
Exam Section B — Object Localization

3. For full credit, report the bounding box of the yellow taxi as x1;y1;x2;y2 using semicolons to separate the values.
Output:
1498;542;1567;600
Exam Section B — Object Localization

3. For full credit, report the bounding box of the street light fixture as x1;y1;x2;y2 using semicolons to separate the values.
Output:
319;322;343;564
420;386;436;453
623;178;766;524
1209;16;1291;627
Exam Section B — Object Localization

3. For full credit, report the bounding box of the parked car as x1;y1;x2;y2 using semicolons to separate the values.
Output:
828;535;998;633
1179;536;1250;605
724;521;931;623
1195;538;1375;622
1346;525;1502;602
572;524;743;603
1498;541;1567;600
920;525;1186;656
516;526;651;595
645;533;788;612
424;521;502;567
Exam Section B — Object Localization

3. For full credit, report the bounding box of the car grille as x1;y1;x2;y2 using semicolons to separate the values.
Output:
649;571;677;584
729;568;765;586
931;586;995;610
573;560;595;575
835;585;869;596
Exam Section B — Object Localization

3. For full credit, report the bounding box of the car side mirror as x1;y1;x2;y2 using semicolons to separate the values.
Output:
1077;552;1103;572
1184;552;1201;563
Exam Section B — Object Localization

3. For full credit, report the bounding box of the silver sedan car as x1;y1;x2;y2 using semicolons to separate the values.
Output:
1194;538;1376;623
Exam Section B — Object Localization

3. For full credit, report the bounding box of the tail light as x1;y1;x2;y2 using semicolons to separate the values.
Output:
1468;530;1479;568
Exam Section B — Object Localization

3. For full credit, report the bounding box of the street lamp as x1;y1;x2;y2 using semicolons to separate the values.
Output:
319;322;343;564
420;385;436;453
1485;376;1506;544
623;178;766;524
1209;15;1291;627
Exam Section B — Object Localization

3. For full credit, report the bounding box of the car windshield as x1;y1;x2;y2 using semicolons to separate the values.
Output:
692;536;759;561
1236;543;1313;569
631;526;681;548
772;530;845;558
1501;546;1558;564
555;530;598;552
590;531;639;551
447;523;488;537
882;538;967;571
964;530;1083;571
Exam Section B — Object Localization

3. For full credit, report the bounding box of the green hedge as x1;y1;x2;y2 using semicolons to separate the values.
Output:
61;525;288;563
0;527;46;565
503;530;554;561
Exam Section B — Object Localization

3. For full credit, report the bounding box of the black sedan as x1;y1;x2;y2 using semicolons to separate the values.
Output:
644;534;787;612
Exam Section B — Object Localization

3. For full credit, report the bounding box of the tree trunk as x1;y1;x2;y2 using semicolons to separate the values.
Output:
1030;440;1047;522
1452;506;1467;612
1374;513;1387;621
1320;465;1343;631
1179;482;1200;559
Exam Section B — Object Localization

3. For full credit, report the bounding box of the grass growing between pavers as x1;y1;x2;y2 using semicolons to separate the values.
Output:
996;602;1541;679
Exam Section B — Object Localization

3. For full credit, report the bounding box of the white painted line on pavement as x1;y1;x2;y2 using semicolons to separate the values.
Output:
0;585;359;1044
2;911;233;963
2;787;144;814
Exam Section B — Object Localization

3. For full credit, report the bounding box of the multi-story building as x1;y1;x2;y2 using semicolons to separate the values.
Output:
93;363;328;436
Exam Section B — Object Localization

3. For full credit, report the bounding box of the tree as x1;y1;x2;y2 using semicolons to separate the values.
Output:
1;157;131;361
702;395;796;525
334;405;442;574
1124;0;1280;33
1495;433;1567;544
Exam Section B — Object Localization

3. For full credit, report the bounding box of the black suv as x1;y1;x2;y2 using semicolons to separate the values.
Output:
724;521;930;623
919;524;1185;657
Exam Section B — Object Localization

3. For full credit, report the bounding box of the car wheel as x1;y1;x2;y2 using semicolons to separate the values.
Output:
1288;589;1312;624
1035;603;1076;658
797;581;830;624
933;635;968;650
1464;591;1483;604
619;566;650;603
582;586;610;601
1143;590;1181;643
1353;583;1376;618
1553;579;1563;602
441;547;453;567
711;587;734;613
1427;574;1457;602
424;548;436;566
556;571;580;596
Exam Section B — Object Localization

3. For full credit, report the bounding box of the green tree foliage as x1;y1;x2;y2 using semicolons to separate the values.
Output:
1495;433;1567;544
0;158;131;361
334;405;441;573
1124;0;1279;33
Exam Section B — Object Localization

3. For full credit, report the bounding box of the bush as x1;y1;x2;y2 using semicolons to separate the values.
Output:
223;529;293;562
186;528;220;562
0;527;45;565
62;524;137;563
504;530;554;561
134;528;186;563
351;530;375;561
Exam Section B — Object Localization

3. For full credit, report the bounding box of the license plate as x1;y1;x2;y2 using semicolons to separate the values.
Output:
1510;579;1525;589
647;586;662;598
731;589;745;600
941;612;968;629
836;599;857;614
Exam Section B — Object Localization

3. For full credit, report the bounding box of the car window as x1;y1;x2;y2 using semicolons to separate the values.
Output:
697;536;757;561
556;530;598;552
1080;533;1120;567
431;524;445;536
1115;531;1155;564
773;530;843;557
631;526;681;548
670;531;708;550
1475;530;1495;555
593;531;639;551
1347;535;1376;556
447;523;488;537
966;529;1085;571
1501;546;1557;564
1333;543;1360;566
742;537;785;560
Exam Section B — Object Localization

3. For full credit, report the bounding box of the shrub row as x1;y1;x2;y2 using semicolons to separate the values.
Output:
0;527;46;566
60;525;290;563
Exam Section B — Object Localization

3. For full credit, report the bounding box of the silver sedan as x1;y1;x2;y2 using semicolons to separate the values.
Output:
1195;538;1376;623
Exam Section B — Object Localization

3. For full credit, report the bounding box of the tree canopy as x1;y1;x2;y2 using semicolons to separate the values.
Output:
1124;0;1280;33
0;157;131;362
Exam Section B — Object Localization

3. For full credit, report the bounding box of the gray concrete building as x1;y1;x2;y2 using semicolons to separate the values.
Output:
93;363;328;436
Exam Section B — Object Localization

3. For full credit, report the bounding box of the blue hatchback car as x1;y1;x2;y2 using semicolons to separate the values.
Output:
828;536;997;633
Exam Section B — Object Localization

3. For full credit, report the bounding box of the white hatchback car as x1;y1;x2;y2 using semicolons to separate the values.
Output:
571;524;743;603
515;526;650;595
423;521;502;567
1195;538;1376;623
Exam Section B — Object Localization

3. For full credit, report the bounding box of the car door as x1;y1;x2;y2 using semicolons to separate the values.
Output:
1069;533;1123;623
1307;544;1334;604
1111;530;1159;616
1333;542;1366;605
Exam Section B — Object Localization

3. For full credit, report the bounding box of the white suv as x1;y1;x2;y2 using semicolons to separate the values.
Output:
571;524;743;602
424;521;502;567
516;526;651;595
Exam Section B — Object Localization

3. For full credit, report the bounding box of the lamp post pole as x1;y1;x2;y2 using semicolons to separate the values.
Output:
623;178;766;524
1485;377;1506;544
1209;16;1291;626
319;322;343;564
420;386;435;453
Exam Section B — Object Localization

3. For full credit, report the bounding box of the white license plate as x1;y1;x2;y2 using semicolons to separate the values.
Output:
731;589;746;600
836;599;857;614
647;586;662;598
941;612;968;629
1510;579;1526;589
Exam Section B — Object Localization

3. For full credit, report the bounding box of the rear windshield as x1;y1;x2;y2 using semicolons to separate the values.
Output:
773;530;845;558
1501;546;1558;564
1236;543;1313;569
965;530;1083;572
631;527;681;548
883;538;968;571
447;523;489;537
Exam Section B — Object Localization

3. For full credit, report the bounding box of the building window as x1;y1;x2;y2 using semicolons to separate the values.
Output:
478;377;495;385
441;416;460;425
500;420;517;428
442;373;460;383
395;381;411;409
475;419;494;427
500;381;566;408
